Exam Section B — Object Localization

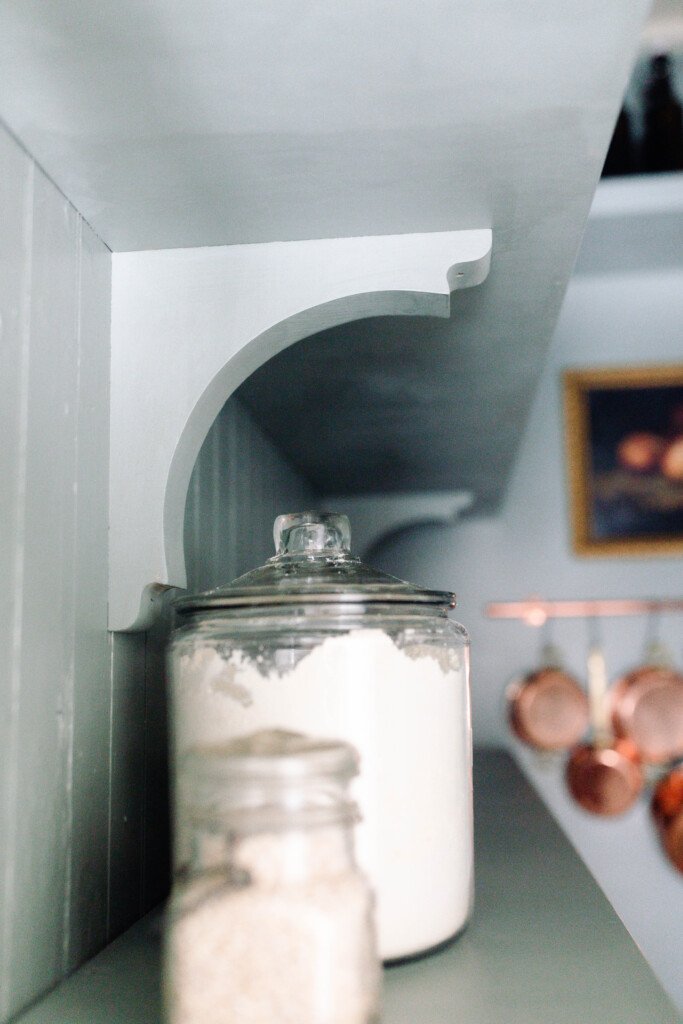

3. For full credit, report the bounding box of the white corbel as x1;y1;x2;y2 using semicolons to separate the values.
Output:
322;491;474;559
109;229;492;630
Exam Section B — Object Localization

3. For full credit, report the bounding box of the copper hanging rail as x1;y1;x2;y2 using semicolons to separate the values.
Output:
485;597;683;627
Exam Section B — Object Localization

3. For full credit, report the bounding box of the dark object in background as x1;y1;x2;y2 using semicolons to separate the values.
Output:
601;53;683;178
641;54;683;173
602;107;636;176
652;765;683;873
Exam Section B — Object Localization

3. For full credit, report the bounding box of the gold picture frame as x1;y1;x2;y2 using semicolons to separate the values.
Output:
563;364;683;557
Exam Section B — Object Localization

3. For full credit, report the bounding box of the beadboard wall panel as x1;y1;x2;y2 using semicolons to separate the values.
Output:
107;631;146;942
0;126;112;1022
67;222;115;971
0;128;34;1024
141;587;178;915
106;589;176;943
184;396;318;593
106;386;318;939
8;157;81;1015
0;121;319;1024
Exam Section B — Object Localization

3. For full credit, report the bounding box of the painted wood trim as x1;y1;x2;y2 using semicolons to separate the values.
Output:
0;125;113;1022
109;229;492;630
0;127;34;1024
66;222;112;970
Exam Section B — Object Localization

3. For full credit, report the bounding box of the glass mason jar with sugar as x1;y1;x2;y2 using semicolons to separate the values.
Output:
164;729;380;1024
168;511;472;961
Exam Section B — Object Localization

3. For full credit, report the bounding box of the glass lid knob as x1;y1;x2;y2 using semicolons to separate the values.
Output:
273;511;351;557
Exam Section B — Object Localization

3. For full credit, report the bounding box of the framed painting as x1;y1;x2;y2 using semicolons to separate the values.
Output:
563;365;683;556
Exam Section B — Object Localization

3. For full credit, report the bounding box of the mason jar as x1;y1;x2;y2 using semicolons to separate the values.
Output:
164;729;380;1024
168;511;472;961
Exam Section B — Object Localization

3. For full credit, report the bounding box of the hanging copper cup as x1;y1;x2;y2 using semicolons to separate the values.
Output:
508;644;589;752
651;764;683;873
610;642;683;764
565;643;643;816
566;738;643;816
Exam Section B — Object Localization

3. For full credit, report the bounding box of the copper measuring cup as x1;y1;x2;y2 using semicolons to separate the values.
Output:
507;644;589;752
566;738;643;816
610;642;683;764
565;643;643;816
651;764;683;873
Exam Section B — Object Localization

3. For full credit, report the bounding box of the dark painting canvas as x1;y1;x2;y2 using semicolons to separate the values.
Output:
564;367;683;556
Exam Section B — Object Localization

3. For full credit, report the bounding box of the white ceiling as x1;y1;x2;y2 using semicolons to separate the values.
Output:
643;0;683;51
0;1;659;507
0;0;651;251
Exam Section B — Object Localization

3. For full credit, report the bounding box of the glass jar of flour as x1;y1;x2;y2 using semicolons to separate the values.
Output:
169;511;472;961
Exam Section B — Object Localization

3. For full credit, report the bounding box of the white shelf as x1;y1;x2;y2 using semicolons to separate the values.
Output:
16;753;680;1024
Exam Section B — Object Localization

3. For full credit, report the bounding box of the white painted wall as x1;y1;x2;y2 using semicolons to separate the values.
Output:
370;177;683;1010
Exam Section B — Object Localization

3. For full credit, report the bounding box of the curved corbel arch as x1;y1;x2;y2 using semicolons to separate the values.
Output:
109;230;491;630
165;289;461;587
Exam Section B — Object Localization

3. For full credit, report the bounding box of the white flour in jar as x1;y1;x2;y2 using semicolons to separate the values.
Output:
172;629;472;961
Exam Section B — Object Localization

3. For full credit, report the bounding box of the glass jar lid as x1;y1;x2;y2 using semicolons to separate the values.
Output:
174;510;456;614
183;729;360;831
186;729;359;785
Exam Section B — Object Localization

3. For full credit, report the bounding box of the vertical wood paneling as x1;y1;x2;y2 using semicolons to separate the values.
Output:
108;387;319;937
141;587;178;914
226;400;241;573
184;396;318;594
8;164;81;1010
0;125;113;1022
0;127;33;1024
1;120;320;1024
106;593;174;944
210;400;223;574
107;631;146;941
66;223;112;971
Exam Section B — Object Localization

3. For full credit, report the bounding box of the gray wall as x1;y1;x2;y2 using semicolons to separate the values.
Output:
371;249;683;748
184;396;318;593
370;186;683;1009
0;125;112;1020
0;121;190;1022
0;120;317;1022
